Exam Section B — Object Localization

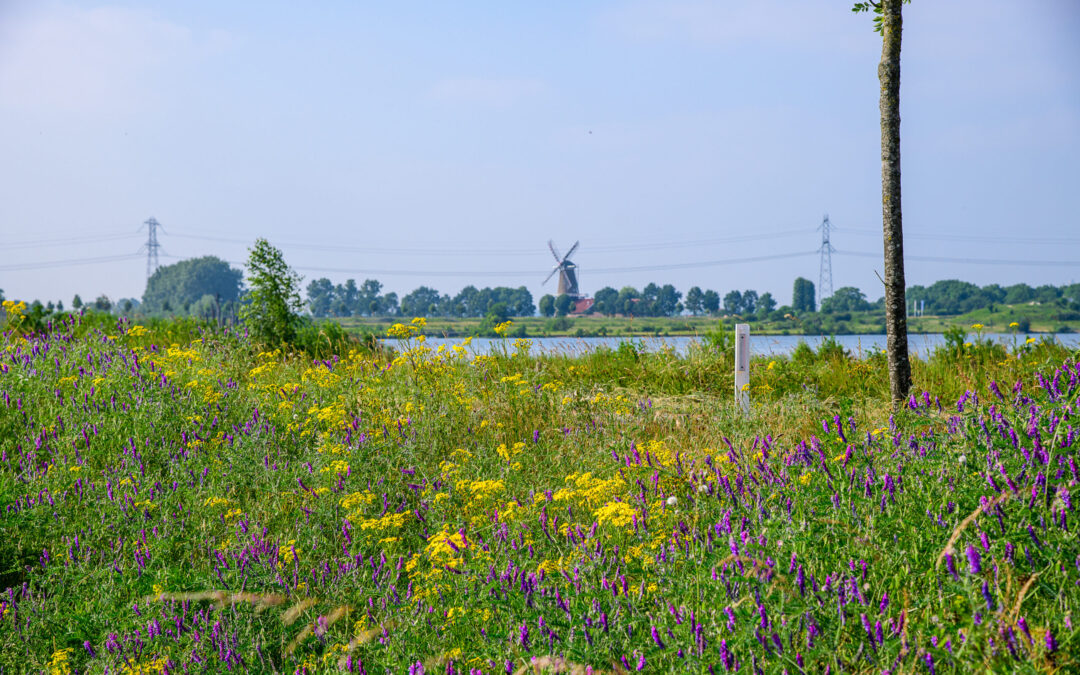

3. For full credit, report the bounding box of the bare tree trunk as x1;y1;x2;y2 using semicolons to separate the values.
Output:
879;0;912;404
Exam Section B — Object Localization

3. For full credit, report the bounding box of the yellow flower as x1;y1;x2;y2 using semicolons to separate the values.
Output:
971;323;984;330
594;500;636;527
47;648;74;675
494;320;512;337
1009;322;1019;328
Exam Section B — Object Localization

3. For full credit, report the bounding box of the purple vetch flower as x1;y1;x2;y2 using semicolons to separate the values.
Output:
966;545;981;575
1027;525;1042;549
981;581;996;611
923;652;936;675
636;652;646;671
945;553;958;581
719;639;736;671
1017;617;1032;644
1046;627;1058;652
83;641;95;658
519;623;530;651
650;625;667;650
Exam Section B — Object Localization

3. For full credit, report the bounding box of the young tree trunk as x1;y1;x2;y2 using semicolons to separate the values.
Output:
879;0;912;404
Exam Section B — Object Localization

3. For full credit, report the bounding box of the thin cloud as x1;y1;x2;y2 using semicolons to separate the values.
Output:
429;77;547;108
0;4;234;113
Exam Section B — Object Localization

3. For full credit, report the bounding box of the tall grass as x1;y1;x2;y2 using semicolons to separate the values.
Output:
1;319;1077;673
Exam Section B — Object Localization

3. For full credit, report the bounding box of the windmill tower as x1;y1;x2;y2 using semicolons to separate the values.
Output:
544;240;581;298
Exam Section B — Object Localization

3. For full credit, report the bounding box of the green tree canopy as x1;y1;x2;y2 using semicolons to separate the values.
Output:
239;239;304;348
142;256;243;315
792;277;816;313
538;294;555;317
820;287;871;313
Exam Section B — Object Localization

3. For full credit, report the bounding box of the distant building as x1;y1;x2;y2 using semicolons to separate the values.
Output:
570;298;594;316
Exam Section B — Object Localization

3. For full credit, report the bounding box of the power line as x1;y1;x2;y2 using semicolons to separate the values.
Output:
835;250;1080;267
4;231;139;249
0;253;143;272
165;228;810;257
841;228;1080;245
197;250;819;277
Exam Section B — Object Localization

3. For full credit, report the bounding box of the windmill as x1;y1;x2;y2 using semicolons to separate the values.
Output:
544;240;581;298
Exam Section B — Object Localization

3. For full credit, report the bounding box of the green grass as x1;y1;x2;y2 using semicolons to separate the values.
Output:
1;316;1078;673
332;302;1080;339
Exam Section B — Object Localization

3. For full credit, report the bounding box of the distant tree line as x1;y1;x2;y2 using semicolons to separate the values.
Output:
905;280;1080;316
9;262;1080;327
306;279;536;320
307;278;399;317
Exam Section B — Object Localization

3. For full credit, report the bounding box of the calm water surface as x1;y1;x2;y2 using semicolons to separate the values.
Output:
387;333;1080;357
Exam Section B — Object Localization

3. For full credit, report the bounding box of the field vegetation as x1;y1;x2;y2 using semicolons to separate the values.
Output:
1;301;1079;673
334;301;1080;339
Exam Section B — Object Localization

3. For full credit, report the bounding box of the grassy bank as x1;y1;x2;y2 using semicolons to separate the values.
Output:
333;302;1080;338
1;316;1078;672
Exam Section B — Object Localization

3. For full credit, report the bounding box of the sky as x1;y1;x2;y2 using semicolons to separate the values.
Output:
1;0;1078;309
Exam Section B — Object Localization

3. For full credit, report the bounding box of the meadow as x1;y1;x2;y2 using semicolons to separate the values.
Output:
334;302;1080;339
1;307;1078;673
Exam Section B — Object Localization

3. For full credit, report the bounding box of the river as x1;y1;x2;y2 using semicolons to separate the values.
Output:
385;333;1080;357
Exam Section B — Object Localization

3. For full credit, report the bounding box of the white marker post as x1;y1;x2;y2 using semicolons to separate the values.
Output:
735;324;750;413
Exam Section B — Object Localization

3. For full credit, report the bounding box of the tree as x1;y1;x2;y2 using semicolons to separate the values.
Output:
72;294;83;310
593;287;619;316
701;290;720;315
538;294;555;317
509;287;535;317
741;290;758;315
240;238;304;348
855;0;912;403
723;290;743;315
400;286;442;317
92;295;112;312
820;287;870;313
792;278;816;313
685;286;703;315
554;293;574;317
617;287;641;316
358;279;383;315
756;292;777;318
653;284;682;317
142;256;243;315
307;278;335;317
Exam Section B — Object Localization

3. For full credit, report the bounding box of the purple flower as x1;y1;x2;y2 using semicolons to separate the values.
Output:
1045;627;1058;653
923;652;936;675
651;625;666;649
945;553;958;581
519;623;530;651
720;639;737;671
966;545;981;575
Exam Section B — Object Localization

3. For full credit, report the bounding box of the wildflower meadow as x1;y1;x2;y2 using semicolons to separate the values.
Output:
1;309;1078;673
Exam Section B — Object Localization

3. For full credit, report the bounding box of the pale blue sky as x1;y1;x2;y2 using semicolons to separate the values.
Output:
1;1;1077;308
